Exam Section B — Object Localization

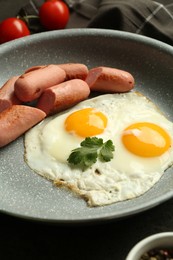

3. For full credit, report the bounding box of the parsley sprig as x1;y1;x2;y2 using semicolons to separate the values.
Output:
67;137;115;171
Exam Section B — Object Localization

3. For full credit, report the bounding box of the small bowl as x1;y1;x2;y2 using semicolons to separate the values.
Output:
126;232;173;260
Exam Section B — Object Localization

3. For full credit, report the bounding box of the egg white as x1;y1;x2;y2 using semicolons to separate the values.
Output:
24;92;173;206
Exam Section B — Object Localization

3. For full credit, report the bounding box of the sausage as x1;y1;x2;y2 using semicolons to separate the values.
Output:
85;66;135;93
24;65;45;73
58;63;88;80
37;79;90;116
14;65;66;102
25;63;89;81
0;76;22;113
0;105;46;148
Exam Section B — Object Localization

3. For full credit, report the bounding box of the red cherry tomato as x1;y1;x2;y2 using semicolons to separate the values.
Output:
45;0;63;2
0;17;30;44
39;1;69;30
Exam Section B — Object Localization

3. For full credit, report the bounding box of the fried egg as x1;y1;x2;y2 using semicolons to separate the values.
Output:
24;92;173;206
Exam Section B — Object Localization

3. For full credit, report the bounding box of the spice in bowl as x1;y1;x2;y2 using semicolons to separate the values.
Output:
140;248;173;259
126;232;173;260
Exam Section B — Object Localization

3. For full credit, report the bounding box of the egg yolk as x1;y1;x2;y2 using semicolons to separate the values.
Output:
122;122;171;157
64;108;107;137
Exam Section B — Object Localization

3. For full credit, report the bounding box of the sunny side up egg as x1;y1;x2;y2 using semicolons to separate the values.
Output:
24;92;173;207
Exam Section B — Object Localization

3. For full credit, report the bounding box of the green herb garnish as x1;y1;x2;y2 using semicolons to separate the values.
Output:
67;137;115;171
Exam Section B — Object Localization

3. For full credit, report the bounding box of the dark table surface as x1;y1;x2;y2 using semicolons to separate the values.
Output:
1;0;173;259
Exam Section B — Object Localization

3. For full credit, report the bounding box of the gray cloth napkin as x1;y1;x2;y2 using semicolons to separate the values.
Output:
18;0;173;45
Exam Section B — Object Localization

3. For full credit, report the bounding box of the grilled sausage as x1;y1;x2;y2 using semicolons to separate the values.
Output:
25;63;88;81
0;105;46;148
37;79;90;115
24;65;45;73
85;66;135;93
58;63;88;80
14;65;66;102
0;76;21;113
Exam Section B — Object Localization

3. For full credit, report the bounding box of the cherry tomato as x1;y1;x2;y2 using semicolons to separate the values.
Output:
45;0;63;2
39;1;69;30
0;17;30;44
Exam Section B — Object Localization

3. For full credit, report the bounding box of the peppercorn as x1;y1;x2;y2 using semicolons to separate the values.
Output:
140;248;173;260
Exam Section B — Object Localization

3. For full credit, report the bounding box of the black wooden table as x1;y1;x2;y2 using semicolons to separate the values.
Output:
0;1;173;259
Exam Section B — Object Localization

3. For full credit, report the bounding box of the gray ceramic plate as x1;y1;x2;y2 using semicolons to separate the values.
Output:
1;29;173;224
